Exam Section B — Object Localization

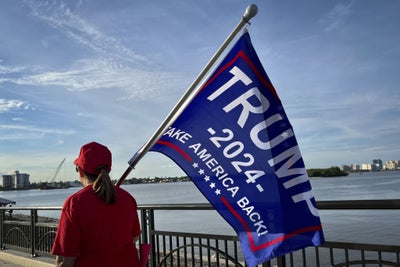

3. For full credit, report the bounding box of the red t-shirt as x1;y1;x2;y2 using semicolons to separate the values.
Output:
52;185;140;267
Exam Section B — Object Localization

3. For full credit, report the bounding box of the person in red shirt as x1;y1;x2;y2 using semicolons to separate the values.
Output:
52;142;141;267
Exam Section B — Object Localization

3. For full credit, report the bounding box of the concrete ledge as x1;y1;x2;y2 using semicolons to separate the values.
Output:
0;250;54;267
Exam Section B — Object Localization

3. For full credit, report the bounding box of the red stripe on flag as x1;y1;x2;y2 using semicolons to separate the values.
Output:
200;50;279;100
220;196;322;252
254;224;322;251
156;140;192;162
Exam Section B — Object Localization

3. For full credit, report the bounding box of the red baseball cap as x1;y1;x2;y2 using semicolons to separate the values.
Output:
74;142;112;174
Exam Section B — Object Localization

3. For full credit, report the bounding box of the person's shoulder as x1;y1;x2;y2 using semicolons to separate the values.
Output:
64;186;91;203
116;186;137;203
116;186;133;197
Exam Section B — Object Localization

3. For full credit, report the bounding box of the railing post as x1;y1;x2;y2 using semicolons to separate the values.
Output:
140;208;152;267
30;209;38;257
262;261;272;267
148;208;156;267
277;256;286;267
140;209;149;245
0;209;5;250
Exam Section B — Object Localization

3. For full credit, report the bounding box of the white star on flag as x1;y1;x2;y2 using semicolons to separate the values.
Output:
204;176;210;182
192;162;199;168
281;131;290;139
198;169;205;175
210;183;216;188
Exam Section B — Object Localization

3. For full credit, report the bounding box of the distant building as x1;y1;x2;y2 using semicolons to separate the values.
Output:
372;159;383;170
341;159;399;172
2;175;14;189
385;161;398;170
361;164;372;171
14;171;30;188
1;171;30;189
351;164;360;171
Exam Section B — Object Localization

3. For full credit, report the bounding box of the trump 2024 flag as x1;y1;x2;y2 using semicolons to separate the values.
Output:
150;32;324;266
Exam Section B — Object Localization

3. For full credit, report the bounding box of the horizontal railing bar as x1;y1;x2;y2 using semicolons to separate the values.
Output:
316;199;400;209
1;199;399;212
136;199;400;210
138;203;213;210
322;241;400;252
0;207;63;210
152;230;239;241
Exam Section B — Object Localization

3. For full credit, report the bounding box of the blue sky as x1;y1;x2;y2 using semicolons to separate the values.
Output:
1;0;399;183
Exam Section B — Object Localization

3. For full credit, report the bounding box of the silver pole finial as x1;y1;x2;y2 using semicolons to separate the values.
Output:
243;4;258;23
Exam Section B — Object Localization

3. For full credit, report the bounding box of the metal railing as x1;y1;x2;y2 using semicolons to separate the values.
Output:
1;200;399;266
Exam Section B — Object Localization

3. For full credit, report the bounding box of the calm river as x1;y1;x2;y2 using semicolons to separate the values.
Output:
1;171;399;245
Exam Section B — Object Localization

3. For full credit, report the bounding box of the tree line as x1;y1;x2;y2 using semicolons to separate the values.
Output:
306;166;348;177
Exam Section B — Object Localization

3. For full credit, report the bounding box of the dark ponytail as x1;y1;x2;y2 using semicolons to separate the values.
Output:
89;167;116;204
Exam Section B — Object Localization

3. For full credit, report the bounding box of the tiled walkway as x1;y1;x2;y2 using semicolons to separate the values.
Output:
0;251;53;267
0;259;24;267
0;259;20;267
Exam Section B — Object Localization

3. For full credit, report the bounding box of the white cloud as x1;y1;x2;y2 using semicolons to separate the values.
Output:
0;64;26;74
0;124;75;140
321;1;353;32
12;117;24;121
76;112;96;118
4;57;183;102
0;99;30;112
26;0;149;65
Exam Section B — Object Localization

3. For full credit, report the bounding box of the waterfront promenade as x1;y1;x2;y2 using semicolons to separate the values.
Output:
0;250;53;267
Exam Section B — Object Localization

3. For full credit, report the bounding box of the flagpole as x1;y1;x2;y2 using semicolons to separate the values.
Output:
116;4;258;186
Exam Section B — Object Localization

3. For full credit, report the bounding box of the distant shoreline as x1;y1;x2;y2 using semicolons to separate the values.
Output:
2;170;399;192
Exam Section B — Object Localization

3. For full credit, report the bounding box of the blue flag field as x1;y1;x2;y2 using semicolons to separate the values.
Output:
150;32;325;266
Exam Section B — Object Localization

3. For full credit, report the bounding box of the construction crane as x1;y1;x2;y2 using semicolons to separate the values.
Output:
40;158;66;190
49;158;66;184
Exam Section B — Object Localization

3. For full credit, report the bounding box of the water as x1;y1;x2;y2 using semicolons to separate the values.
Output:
1;171;399;245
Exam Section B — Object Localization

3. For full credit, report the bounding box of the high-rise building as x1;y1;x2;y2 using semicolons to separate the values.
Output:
2;175;14;189
1;171;30;189
14;171;30;188
372;159;383;170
